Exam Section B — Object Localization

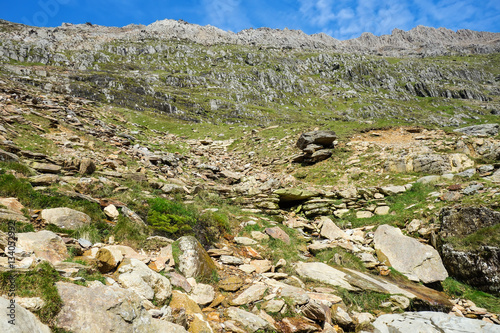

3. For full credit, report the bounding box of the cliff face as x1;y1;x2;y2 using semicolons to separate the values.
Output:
0;19;499;127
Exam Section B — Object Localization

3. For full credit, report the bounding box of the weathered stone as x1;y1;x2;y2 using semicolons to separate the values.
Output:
264;279;310;305
0;208;28;222
29;174;59;186
41;207;91;229
103;204;119;219
220;255;244;265
372;311;499;333
454;123;499;137
356;211;374;219
121;206;146;225
79;157;96;175
264;299;285;313
219;276;244;292
230;283;267;306
225;307;271;333
296;262;357;291
0;148;19;162
301;300;328;321
250;259;272;273
265;227;290;244
297;131;337;150
320;217;346;240
117;258;172;304
277;317;322;333
17;230;68;264
439;206;500;238
0;197;24;214
331;304;353;327
274;188;321;201
0;296;51;333
56;282;159;333
374;206;390;215
374;224;448;283
189;283;215;306
379;185;406;196
176;236;216;279
32;162;61;174
234;236;257;245
95;246;123;273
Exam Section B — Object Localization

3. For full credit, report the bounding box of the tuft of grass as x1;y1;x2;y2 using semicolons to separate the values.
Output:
112;215;149;248
445;224;500;251
336;287;391;314
0;161;34;176
314;247;366;272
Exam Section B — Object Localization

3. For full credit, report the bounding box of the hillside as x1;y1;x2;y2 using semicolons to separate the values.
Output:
0;19;499;333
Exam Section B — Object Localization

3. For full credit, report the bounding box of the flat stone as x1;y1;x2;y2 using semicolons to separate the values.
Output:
230;283;268;306
250;259;272;274
17;230;68;264
0;296;51;333
234;237;257;245
29;174;59;186
320;216;346;240
189;283;215;306
356;211;374;219
220;255;244;265
375;206;390;215
41;207;91;229
32;162;61;174
225;307;271;333
219;276;244;292
265;227;291;244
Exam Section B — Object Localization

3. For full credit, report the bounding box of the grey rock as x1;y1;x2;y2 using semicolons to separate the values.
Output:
372;311;500;333
0;296;51;333
41;207;91;229
176;236;216;279
225;307;271;332
296;130;337;150
0;148;19;162
454;123;499;137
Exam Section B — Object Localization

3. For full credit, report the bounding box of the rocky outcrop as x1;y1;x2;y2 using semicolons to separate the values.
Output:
175;236;216;279
293;130;337;164
454;124;500;137
439;207;500;295
374;224;448;284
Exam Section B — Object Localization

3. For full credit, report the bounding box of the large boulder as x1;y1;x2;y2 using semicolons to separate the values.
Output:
374;224;448;283
454;123;499;137
175;236;216;279
0;296;51;333
16;230;68;264
116;258;172;304
372;311;499;333
296;130;337;150
40;208;91;229
56;282;161;333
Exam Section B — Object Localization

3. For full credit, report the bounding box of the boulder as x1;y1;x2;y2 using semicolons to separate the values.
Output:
219;276;244;292
103;204;119;219
79;158;96;175
454;123;499;137
40;207;91;229
320;217;346;240
17;230;68;263
372;311;499;333
230;283;268;306
189;283;215;306
0;198;24;214
29;174;59;186
116;258;172;304
169;291;212;333
0;296;51;333
374;224;448;283
264;227;290;244
439;207;500;238
95;246;123;273
176;236;216;279
297;130;337;150
56;282;162;333
274;188;321;202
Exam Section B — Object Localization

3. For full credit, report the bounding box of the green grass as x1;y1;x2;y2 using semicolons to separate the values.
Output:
0;161;34;176
0;262;63;326
445;224;500;251
336;288;391;314
314;247;366;272
443;278;500;314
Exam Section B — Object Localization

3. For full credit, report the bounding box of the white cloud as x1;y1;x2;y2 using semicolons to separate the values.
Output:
202;0;250;31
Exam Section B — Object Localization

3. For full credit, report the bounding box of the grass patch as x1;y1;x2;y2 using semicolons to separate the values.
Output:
336;287;391;314
0;161;34;176
0;262;62;326
445;224;500;251
443;278;500;314
314;247;366;272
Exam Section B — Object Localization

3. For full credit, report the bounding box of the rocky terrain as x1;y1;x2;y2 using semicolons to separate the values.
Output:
0;19;499;333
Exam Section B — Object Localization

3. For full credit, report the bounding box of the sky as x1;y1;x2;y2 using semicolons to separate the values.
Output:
1;0;499;40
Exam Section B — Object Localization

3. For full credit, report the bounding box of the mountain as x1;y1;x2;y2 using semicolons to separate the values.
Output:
0;19;499;333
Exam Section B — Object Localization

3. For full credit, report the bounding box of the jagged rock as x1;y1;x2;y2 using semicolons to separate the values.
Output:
230;283;268;306
79;157;96;174
0;148;19;162
17;230;68;264
95;246;123;273
225;307;271;333
439;207;500;238
297;131;337;150
372;311;499;333
265;227;290;244
320;217;346;240
189;283;215;306
454;124;499;137
0;296;51;333
374;224;448;283
176;236;216;279
301;300;328;322
0;197;24;214
40;207;91;229
331;304;353;327
250;259;272;273
169;291;212;332
117;258;172;304
277;317;322;333
219;276;244;291
56;281;162;333
121;206;146;225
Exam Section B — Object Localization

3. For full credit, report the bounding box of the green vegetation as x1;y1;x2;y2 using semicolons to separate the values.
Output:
314;247;366;272
336;288;391;314
147;198;197;236
445;224;500;251
443;278;500;314
0;262;62;326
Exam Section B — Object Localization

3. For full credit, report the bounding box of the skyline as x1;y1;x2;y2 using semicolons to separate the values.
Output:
1;0;499;40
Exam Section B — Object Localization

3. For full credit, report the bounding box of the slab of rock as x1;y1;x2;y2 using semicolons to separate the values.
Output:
230;283;268;306
264;279;310;305
320;217;346;240
372;311;499;333
220;255;244;265
41;207;91;229
189;283;215;306
219;276;244;292
234;237;257;245
374;224;448;283
250;259;272;273
116;258;172;304
176;236;216;279
0;208;28;222
274;188;321;201
0;148;19;162
454;123;499;137
439;206;500;238
379;185;407;196
29;174;59;186
56;282;160;333
32;162;61;174
375;206;390;215
265;227;290;244
17;230;68;263
356;211;374;219
296;262;357;291
0;197;24;214
0;296;51;333
121;206;146;225
277;317;322;333
225;307;271;333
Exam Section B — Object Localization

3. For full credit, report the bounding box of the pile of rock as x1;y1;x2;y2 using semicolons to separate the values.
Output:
292;130;337;164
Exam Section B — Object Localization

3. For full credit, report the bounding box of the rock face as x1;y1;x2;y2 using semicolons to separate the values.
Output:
176;236;216;279
372;311;499;333
374;224;448;283
56;282;160;333
40;207;92;229
0;296;51;333
454;124;499;137
16;230;68;263
439;207;500;295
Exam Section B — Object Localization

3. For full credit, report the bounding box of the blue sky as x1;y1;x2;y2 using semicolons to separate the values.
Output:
1;0;499;40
